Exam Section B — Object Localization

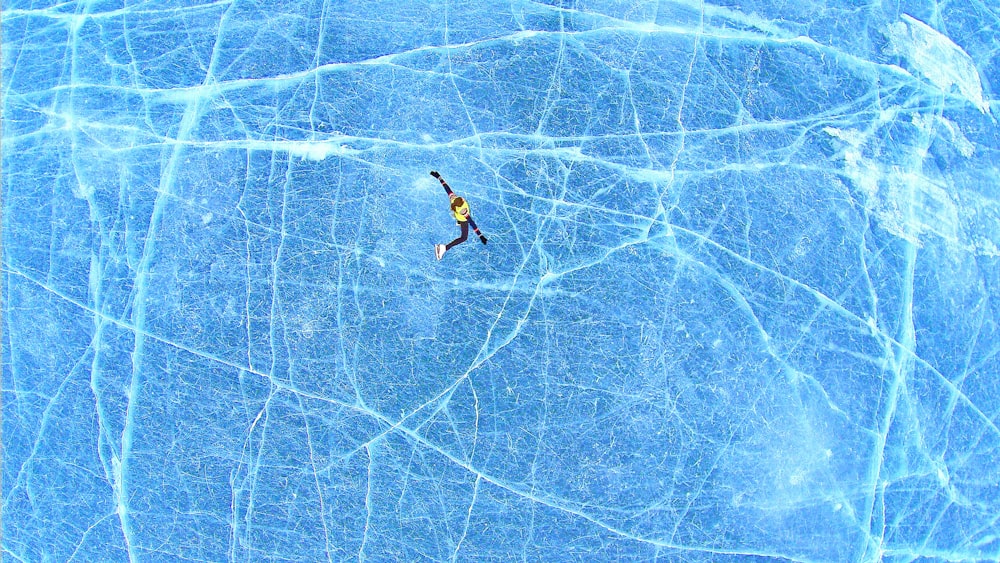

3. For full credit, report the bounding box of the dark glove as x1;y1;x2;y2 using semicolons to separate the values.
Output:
430;171;440;178
479;234;488;245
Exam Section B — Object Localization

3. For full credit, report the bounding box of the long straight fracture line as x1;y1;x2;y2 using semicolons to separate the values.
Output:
116;3;235;558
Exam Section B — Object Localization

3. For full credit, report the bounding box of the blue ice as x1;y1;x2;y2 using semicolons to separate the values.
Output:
3;1;999;561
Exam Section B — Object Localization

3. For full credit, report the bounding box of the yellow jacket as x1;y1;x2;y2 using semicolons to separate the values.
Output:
451;200;470;222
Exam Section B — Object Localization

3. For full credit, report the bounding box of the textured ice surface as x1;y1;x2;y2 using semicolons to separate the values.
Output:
3;1;999;561
889;14;990;114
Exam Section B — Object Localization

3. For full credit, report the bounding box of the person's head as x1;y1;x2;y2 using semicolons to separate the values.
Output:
450;196;465;210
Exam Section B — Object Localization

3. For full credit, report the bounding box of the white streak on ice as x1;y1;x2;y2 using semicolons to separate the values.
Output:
889;14;990;113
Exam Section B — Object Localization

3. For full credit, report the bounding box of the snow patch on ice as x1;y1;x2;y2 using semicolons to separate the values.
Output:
286;141;355;161
824;124;963;248
888;14;990;113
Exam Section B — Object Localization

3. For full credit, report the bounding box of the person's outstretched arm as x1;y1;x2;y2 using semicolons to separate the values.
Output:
467;217;488;245
430;171;454;195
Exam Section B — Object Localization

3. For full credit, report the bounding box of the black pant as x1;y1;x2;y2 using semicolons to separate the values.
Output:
446;221;469;250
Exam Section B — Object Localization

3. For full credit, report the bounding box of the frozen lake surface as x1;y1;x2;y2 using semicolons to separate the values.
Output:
3;1;999;561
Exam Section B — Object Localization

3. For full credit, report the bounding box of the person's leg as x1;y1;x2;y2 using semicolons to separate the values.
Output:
445;221;469;250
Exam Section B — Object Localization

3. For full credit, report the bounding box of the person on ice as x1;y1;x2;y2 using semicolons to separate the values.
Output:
431;171;487;260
